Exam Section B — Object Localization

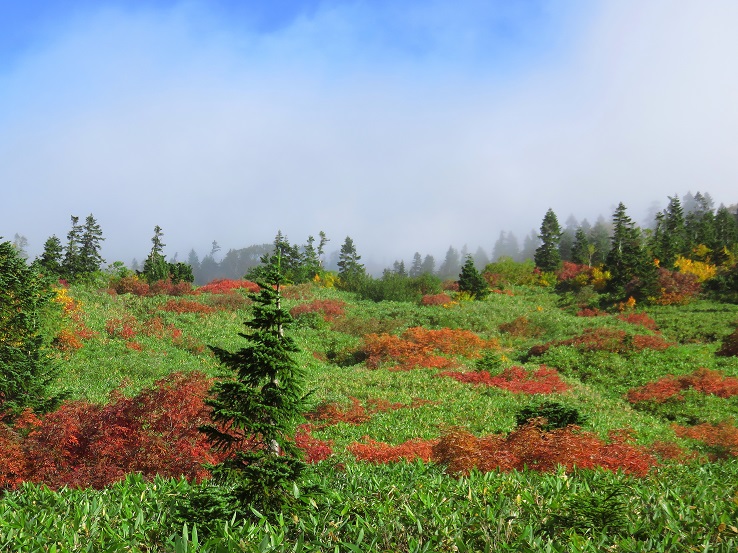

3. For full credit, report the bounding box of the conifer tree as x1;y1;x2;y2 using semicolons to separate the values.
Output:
438;246;461;279
337;236;366;291
1;239;63;421
458;255;489;299
143;225;169;283
201;251;306;515
79;214;105;274
409;252;423;277
651;195;687;268
421;254;436;275
571;227;591;265
37;235;64;277
534;208;563;272
605;203;658;301
62;215;84;280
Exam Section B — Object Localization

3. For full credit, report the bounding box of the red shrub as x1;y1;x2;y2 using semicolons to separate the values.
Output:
348;437;437;463
653;268;701;306
440;365;570;394
159;298;216;315
111;275;150;296
18;372;221;489
627;368;738;404
617;312;658;331
306;397;434;428
433;423;656;477
556;262;592;282
295;424;333;463
673;421;738;459
105;315;138;340
530;328;673;357
149;279;193;297
442;280;460;292
196;279;260;294
290;299;346;321
420;293;452;306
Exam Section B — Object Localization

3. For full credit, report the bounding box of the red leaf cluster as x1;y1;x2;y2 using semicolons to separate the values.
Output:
196;279;260;294
653;268;701;306
433;423;656;476
420;293;452;306
439;366;570;394
295;424;334;463
305;397;434;429
0;373;222;490
626;368;738;404
617;312;658;331
149;279;193;296
529;328;673;356
290;299;346;321
556;262;593;282
576;308;608;317
105;315;138;340
348;437;437;463
673;421;738;459
362;327;496;371
159;298;216;315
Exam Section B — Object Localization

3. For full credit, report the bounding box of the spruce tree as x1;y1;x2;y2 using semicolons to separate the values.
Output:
571;227;591;265
1;240;63;421
458;255;489;299
438;246;461;279
201;251;306;516
409;252;423;277
79;214;105;274
337;236;366;291
534;208;563;272
605;203;658;301
62;215;84;280
143;225;169;283
37;235;64;278
651;195;687;268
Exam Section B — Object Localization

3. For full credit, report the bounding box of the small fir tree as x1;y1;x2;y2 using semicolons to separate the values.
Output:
337;236;366;291
458;255;489;299
143;225;169;283
62;215;84;280
79;214;105;274
37;235;64;278
534;208;563;272
200;251;307;516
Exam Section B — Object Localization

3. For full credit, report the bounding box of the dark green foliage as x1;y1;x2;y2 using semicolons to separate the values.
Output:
143;225;169;283
78;214;105;274
0;240;63;420
337;236;366;291
458;255;489;299
571;227;592;265
169;262;194;284
534;208;562;272
37;235;64;278
357;271;442;303
61;215;84;280
605;203;658;302
200;253;307;519
650;195;687;269
515;401;587;431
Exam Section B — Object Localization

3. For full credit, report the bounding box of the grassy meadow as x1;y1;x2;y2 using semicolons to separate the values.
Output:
3;277;738;551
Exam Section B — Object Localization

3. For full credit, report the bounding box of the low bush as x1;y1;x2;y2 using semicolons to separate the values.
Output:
626;368;738;404
439;365;570;394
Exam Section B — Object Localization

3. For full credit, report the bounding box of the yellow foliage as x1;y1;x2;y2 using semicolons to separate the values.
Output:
674;256;717;283
590;267;611;291
53;287;80;313
313;272;338;289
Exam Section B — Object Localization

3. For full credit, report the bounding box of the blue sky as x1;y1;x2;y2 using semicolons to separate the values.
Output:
2;1;737;268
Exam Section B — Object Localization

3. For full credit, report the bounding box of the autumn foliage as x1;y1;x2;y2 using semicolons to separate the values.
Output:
306;396;434;429
361;327;497;371
673;421;738;460
195;279;260;295
432;423;656;476
290;299;346;321
529;327;673;356
420;293;453;306
348;437;437;463
626;368;738;404
440;365;570;394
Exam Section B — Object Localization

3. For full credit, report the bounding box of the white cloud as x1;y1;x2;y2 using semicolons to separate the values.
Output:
1;0;737;267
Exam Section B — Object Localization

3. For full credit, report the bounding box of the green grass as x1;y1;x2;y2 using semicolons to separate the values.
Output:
10;281;738;550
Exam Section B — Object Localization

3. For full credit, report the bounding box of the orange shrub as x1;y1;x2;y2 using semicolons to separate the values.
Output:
196;279;260;294
420;293;452;306
433;423;656;476
348;437;437;463
627;368;738;403
290;299;346;321
673;421;738;459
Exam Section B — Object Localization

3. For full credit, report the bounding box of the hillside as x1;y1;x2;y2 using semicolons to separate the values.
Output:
3;276;738;550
